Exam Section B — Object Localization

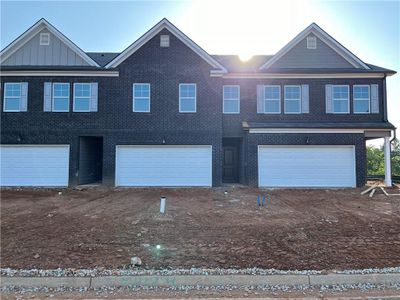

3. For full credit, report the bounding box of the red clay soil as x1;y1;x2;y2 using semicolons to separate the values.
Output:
1;186;400;270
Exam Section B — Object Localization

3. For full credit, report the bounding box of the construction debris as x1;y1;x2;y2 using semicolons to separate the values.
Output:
361;185;377;195
379;186;389;196
369;189;376;198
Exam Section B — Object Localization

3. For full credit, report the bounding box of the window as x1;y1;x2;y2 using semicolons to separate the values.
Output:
73;83;91;112
332;85;349;113
353;85;370;114
284;85;301;113
133;83;150;112
52;83;70;112
307;36;316;49
40;33;50;45
264;85;281;113
160;35;170;47
179;84;196;113
223;85;240;114
4;83;22;112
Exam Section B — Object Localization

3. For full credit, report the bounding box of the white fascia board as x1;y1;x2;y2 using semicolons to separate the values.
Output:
0;19;100;67
249;128;365;134
0;70;119;77
105;19;227;73
259;23;369;71
222;73;385;79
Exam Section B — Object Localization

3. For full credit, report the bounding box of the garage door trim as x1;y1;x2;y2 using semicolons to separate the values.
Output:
257;145;356;188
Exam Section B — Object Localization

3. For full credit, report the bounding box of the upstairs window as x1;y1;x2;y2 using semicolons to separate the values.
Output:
307;36;317;49
73;83;91;112
223;85;240;114
179;83;196;113
133;83;150;112
160;35;170;47
284;85;301;114
52;83;70;112
40;32;50;45
3;83;28;112
353;85;370;114
332;85;349;113
264;85;281;114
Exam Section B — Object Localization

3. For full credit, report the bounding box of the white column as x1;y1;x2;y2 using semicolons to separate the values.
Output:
384;136;392;187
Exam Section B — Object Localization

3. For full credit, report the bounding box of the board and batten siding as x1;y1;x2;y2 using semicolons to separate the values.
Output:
270;35;354;69
2;29;90;66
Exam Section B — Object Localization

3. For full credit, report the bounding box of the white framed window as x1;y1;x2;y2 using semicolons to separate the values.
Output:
3;83;22;112
264;85;281;114
40;32;50;45
223;85;240;114
52;83;70;112
179;83;196;113
133;83;150;112
307;36;317;49
353;85;370;114
284;85;301;114
73;83;91;112
160;35;170;47
332;85;350;113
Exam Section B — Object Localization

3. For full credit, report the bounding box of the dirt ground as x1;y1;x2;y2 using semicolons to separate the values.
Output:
1;186;400;270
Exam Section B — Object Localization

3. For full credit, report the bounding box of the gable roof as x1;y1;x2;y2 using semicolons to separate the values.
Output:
259;23;370;70
86;52;120;67
105;18;227;73
0;18;100;67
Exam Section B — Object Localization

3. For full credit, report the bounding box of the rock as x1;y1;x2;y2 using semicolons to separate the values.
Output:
130;256;142;266
33;253;40;259
137;233;142;237
47;213;53;217
131;220;140;225
187;212;192;216
58;191;62;195
142;243;150;248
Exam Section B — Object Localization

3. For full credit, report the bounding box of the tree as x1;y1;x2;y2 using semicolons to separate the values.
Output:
366;138;400;176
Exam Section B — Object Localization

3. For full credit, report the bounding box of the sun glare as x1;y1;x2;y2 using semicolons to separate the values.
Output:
239;53;253;62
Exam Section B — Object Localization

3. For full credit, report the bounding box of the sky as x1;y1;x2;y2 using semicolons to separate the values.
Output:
1;0;399;147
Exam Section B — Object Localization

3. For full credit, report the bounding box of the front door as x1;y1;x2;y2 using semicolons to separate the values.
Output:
223;146;238;183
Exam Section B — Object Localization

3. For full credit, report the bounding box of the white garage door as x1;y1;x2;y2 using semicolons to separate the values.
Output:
116;145;212;187
258;145;356;188
0;145;70;187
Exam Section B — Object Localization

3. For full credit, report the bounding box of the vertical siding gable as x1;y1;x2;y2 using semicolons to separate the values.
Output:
2;29;91;66
268;35;355;69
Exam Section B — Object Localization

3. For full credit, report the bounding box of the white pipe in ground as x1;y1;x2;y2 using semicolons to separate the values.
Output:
160;197;166;214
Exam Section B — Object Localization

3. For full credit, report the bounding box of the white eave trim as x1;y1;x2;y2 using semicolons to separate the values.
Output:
0;70;119;77
105;18;227;73
0;19;100;67
248;128;390;134
259;23;370;71
222;73;385;79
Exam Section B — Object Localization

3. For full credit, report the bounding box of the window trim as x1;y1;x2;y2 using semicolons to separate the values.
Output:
52;82;70;112
3;82;22;112
263;85;281;114
73;83;91;112
223;85;240;114
332;84;350;114
132;83;151;113
284;85;302;114
353;84;371;114
40;32;50;46
307;36;317;49
179;83;197;113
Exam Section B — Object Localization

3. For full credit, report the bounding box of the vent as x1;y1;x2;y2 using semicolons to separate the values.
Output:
160;35;170;47
307;36;316;49
40;33;50;46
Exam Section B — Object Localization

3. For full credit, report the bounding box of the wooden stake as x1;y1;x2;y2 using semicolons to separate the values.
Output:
361;184;377;195
379;186;389;196
369;188;376;198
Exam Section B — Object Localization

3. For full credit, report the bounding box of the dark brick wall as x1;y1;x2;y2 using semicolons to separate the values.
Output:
245;133;366;187
222;78;385;136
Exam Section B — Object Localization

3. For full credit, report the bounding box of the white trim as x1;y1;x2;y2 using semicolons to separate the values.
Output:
3;82;22;112
221;73;385;79
331;85;350;114
284;85;301;114
306;36;317;49
0;70;119;77
263;85;281;114
52;82;70;112
133;83;151;113
222;85;240;114
353;84;371;114
73;83;91;112
249;128;365;134
39;32;50;45
0;18;99;67
259;23;370;70
105;18;227;72
179;83;197;113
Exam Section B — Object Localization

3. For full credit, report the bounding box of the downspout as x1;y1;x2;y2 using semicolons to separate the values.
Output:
383;74;388;122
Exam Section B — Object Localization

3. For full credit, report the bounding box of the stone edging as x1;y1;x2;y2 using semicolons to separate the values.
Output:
1;273;400;289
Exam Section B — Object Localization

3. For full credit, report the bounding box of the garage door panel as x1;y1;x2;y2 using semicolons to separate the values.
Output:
116;146;212;187
0;145;70;187
258;146;355;188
